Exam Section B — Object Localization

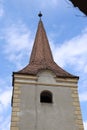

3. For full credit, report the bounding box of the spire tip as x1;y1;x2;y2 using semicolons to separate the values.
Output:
38;11;42;19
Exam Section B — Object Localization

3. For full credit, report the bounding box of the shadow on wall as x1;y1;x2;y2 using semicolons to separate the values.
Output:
69;0;87;16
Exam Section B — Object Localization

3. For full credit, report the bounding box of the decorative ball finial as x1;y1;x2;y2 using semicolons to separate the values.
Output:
38;11;42;18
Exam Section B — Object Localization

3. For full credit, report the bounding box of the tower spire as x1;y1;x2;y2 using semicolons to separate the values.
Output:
29;17;54;65
17;15;78;78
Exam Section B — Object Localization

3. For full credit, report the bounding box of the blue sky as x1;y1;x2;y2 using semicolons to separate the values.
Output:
0;0;87;130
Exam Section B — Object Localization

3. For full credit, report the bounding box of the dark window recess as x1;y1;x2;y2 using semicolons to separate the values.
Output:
40;90;53;103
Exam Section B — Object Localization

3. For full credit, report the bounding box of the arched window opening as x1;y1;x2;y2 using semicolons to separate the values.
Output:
40;90;53;103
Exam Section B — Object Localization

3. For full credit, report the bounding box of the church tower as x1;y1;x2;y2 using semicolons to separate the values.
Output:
10;13;84;130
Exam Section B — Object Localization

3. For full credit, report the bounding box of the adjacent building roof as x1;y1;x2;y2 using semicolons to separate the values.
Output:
69;0;87;16
15;19;79;78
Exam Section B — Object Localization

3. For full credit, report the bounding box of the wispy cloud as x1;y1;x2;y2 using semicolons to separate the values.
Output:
3;22;33;69
84;121;87;130
0;88;12;108
0;78;12;130
51;27;87;73
79;92;87;102
0;78;12;110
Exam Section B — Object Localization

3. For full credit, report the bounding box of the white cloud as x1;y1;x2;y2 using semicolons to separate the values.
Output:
0;78;12;130
84;121;87;130
4;23;32;53
51;27;87;73
3;22;33;69
79;92;87;102
0;77;12;111
0;88;12;108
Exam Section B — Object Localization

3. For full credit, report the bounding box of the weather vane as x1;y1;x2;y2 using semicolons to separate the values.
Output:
38;11;42;19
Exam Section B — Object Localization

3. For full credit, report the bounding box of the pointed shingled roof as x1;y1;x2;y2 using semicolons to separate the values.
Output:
30;20;54;65
16;19;78;78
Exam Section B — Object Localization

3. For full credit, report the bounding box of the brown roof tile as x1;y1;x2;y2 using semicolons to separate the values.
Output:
16;19;79;79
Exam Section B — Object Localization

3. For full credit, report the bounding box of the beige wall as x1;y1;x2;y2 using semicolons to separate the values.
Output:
10;70;84;130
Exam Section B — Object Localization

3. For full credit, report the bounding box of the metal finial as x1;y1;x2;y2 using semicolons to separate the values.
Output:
38;11;42;18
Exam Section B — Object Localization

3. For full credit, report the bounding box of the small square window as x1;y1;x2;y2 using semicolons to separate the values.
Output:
40;90;53;103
